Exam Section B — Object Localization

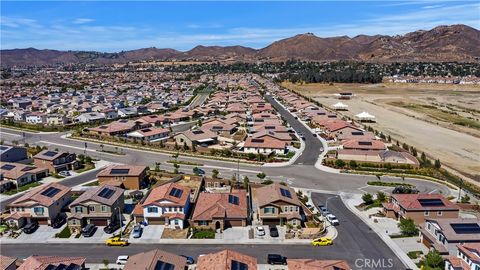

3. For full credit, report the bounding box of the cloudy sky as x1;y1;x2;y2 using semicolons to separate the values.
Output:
1;1;479;52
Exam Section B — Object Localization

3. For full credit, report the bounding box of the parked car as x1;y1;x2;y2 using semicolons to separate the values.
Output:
51;215;66;229
181;255;195;265
23;221;39;234
326;214;340;226
131;224;143;238
105;237;129;246
193;167;205;176
312;133;317;137
58;171;71;177
269;225;279;238
116;255;129;265
103;222;120;234
256;226;265;236
311;237;333;246
267;254;287;265
81;224;96;237
318;205;329;215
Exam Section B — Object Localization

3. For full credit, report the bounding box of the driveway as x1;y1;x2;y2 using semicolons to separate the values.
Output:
16;225;64;242
78;226;113;242
216;227;250;240
129;225;164;243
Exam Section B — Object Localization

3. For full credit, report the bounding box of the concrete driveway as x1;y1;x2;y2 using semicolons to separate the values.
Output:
78;226;112;242
129;225;164;243
17;225;64;242
216;227;250;240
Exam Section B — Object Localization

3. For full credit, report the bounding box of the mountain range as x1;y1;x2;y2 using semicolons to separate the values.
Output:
1;24;479;66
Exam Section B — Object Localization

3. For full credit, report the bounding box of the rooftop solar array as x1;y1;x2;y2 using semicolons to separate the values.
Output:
21;166;35;171
43;151;58;157
41;186;61;198
192;130;204;135
280;188;292;199
1;164;16;171
418;198;445;207
110;168;130;174
251;139;264;143
231;260;248;270
141;128;152;132
154;261;175;270
358;141;373;146
98;187;115;199
451;223;480;234
352;131;364;135
228;195;239;205
169;187;183;198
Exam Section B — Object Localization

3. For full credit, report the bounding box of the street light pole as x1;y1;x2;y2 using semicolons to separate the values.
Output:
116;207;122;239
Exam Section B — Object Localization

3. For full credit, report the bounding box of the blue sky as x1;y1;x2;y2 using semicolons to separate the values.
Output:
1;1;479;52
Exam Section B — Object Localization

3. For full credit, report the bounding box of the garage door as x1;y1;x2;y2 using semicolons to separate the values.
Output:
262;219;280;226
90;219;108;226
147;218;165;225
422;236;432;248
36;218;48;225
225;220;244;227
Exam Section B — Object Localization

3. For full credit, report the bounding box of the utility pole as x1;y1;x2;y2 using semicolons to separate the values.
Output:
457;179;463;201
117;207;122;239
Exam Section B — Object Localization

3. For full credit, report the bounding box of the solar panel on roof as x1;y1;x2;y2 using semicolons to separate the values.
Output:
21;166;35;171
141;128;152;132
352;131;364;135
98;187;115;199
251;139;264;143
280;188;292;198
231;260;248;270
1;164;16;171
154;261;174;270
418;198;445;207
451;223;480;234
169;187;183;198
228;195;239;205
192;130;204;134
110;168;130;174
358;141;373;146
41;186;61;198
43;151;58;157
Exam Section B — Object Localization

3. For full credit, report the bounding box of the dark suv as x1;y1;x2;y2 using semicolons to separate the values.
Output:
103;222;120;234
23;221;39;234
267;254;287;265
81;224;96;237
51;216;66;229
269;225;279;237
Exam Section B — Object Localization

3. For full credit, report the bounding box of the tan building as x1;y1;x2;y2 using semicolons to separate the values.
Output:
33;150;79;174
196;249;257;270
253;183;304;226
191;189;248;230
173;129;218;148
97;165;148;190
68;184;124;228
123;249;187;270
6;183;72;227
383;194;459;225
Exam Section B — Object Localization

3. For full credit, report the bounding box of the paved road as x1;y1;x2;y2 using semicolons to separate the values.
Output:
311;193;405;269
265;94;324;165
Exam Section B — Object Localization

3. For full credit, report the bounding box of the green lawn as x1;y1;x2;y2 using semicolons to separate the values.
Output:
192;229;215;239
3;182;42;195
56;226;72;238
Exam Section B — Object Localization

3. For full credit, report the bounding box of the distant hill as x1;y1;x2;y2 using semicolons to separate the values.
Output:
1;24;479;66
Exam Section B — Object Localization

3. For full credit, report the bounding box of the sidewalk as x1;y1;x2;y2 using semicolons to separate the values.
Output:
340;192;418;270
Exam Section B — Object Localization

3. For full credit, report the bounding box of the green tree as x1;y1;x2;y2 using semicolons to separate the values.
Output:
243;176;249;189
398;218;418;236
173;162;180;174
102;259;109;269
362;193;374;205
154;162;161;172
376;191;387;203
335;159;345;168
256;172;266;180
212;169;219;179
460;194;471;204
434;159;441;169
349;160;357;169
84;156;92;164
423;249;444;269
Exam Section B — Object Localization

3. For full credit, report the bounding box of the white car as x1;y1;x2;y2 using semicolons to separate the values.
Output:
58;171;71;177
256;226;266;236
326;214;340;226
116;255;129;265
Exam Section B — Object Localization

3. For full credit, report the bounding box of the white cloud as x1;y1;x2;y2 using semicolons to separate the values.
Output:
72;18;95;24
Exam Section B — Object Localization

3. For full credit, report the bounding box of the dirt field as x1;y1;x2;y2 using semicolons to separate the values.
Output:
282;82;480;182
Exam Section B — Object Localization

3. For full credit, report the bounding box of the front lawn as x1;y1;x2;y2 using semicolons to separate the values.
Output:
56;226;72;238
192;229;215;239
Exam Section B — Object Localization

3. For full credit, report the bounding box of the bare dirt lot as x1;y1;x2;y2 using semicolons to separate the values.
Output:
282;82;480;183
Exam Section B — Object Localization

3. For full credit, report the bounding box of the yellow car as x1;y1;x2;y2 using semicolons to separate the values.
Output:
311;237;333;246
105;237;129;246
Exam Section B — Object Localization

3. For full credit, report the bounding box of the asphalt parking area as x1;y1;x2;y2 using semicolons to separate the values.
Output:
129;225;164;243
17;225;63;242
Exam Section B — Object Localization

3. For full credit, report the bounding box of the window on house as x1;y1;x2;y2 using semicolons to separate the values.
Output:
264;207;274;214
101;205;107;212
424;211;429;216
75;206;82;213
147;207;158;213
437;211;442;216
199;221;208;226
89;206;95;212
174;219;179;225
33;207;44;215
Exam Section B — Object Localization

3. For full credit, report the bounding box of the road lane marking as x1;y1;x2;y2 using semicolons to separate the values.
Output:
0;131;22;137
37;141;119;156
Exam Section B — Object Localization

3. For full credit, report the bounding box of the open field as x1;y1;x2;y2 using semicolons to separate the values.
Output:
282;82;480;184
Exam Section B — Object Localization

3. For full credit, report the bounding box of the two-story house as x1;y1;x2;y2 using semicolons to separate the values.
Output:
445;243;480;270
133;183;191;229
383;194;460;225
68;185;124;229
97;165;148;190
191;189;248;231
0;162;49;188
421;218;480;255
33;150;79;174
253;183;304;226
6;183;72;227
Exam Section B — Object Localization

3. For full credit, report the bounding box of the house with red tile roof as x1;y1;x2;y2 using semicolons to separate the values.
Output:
18;255;85;270
127;127;170;142
287;259;351;270
191;190;248;230
88;119;151;136
33;150;79;174
445;243;480;270
196;249;257;270
123;249;187;270
0;162;49;188
97;165;148;190
174;128;218;148
6;183;72;227
133;182;191;229
383;194;459;224
243;136;286;155
0;255;18;270
342;139;386;151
